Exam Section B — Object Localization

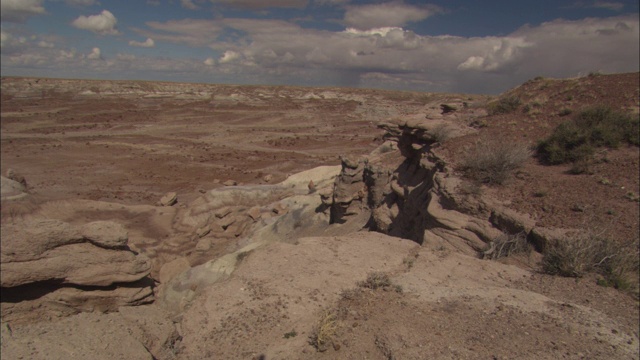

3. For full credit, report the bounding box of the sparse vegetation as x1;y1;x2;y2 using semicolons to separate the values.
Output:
558;108;572;116
487;96;521;115
533;189;548;197
403;256;416;269
537;106;640;165
339;288;361;300
283;329;297;339
309;310;339;352
542;231;639;294
431;123;454;143
460;139;532;185
358;272;392;290
483;232;532;260
440;104;457;114
625;192;640;202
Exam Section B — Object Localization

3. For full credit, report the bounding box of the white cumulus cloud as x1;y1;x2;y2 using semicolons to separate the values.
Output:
181;0;200;9
65;0;99;6
87;47;101;59
1;0;45;22
344;3;441;30
219;50;241;63
129;38;155;47
71;10;119;35
38;40;55;48
209;0;307;9
204;57;216;66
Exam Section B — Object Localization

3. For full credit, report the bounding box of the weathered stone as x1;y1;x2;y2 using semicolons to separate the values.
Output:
196;225;211;238
158;257;190;284
218;215;239;229
528;227;573;252
340;155;360;169
272;203;288;215
195;238;211;252
6;168;27;187
159;192;177;206
214;206;232;219
1;176;27;200
246;206;261;221
490;207;536;235
80;221;128;249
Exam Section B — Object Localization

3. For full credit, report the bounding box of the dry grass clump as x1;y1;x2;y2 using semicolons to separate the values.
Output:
483;232;532;260
542;231;639;294
460;139;532;185
308;310;339;352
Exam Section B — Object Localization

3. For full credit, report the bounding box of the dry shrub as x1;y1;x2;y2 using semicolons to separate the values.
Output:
460;139;532;185
431;123;454;143
483;232;532;260
542;231;639;293
487;96;521;115
358;272;392;290
308;310;338;352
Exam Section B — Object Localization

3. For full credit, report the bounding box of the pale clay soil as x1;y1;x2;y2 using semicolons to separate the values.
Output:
1;74;638;359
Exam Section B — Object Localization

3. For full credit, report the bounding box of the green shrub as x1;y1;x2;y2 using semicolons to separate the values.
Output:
487;96;521;115
537;106;639;165
460;139;532;185
284;329;298;339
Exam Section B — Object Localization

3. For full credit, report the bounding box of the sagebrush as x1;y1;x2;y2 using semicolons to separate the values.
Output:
487;96;521;115
542;231;639;293
460;139;531;185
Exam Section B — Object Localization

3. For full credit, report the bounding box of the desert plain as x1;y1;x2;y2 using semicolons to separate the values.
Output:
1;73;639;359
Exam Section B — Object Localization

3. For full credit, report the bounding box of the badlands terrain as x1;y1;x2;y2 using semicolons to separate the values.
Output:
1;73;639;359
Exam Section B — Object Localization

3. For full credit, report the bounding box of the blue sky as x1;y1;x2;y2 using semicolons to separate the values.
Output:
1;0;638;93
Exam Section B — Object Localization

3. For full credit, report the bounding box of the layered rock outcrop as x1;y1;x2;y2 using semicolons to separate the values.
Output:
1;219;153;322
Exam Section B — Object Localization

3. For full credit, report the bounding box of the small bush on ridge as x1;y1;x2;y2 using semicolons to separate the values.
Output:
487;96;521;115
537;106;639;165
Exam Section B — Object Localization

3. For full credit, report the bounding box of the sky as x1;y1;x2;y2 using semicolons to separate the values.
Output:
0;0;638;94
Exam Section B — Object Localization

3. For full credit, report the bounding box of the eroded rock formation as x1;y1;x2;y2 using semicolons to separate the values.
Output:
1;219;153;322
323;115;561;256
